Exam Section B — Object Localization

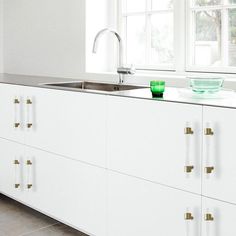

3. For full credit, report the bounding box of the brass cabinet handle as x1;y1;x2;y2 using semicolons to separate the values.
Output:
27;184;33;189
205;166;214;174
205;128;214;136
14;98;20;104
26;160;32;165
185;166;194;173
26;160;33;189
185;212;194;220
14;160;20;189
185;127;194;135
26;98;33;128
14;98;21;128
27;123;33;128
14;160;20;165
15;184;20;189
26;99;32;104
205;213;214;221
14;123;20;128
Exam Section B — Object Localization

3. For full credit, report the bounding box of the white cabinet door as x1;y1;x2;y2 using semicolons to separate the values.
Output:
107;96;202;194
203;106;236;204
0;84;25;143
108;171;201;236
0;138;27;203
25;146;107;236
23;86;107;168
202;197;236;236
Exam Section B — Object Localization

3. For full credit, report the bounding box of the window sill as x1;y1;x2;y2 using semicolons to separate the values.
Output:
83;70;236;90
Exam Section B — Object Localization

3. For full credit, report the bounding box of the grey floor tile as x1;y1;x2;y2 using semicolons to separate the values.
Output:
23;223;88;236
0;194;71;236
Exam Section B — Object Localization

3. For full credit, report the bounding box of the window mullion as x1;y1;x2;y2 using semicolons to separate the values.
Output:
145;0;152;65
187;1;236;72
124;16;128;65
174;0;186;72
222;8;229;66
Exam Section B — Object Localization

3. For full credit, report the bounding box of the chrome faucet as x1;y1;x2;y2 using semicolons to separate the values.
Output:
92;28;135;84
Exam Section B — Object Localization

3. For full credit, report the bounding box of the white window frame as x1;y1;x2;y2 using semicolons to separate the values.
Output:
186;0;236;73
117;0;177;72
117;0;236;74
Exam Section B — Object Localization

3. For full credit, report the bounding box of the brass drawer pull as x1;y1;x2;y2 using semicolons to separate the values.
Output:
15;184;20;189
14;160;20;189
27;184;33;189
14;98;20;104
14;123;20;128
14;160;20;165
185;212;194;220
14;98;21;128
205;128;214;136
27;123;33;128
26;159;33;190
205;213;214;221
26;160;32;165
185;166;194;173
185;127;194;135
26;98;33;128
205;166;214;174
26;99;32;104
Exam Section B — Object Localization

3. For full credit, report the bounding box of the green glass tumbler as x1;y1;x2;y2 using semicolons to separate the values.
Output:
150;81;165;98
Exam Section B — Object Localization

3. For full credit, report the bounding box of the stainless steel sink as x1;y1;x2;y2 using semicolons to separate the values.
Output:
43;81;146;92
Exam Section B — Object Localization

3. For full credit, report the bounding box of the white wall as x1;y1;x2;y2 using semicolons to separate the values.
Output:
4;0;86;78
0;0;192;86
3;0;120;80
86;0;117;73
2;0;236;89
0;0;3;73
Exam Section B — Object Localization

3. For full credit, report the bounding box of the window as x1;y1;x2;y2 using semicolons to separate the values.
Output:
119;0;174;70
118;0;236;73
187;0;236;72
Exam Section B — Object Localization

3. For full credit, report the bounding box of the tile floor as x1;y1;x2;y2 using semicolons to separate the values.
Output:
0;194;88;236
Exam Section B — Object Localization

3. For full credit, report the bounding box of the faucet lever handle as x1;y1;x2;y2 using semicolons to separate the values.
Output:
130;64;136;74
117;66;136;75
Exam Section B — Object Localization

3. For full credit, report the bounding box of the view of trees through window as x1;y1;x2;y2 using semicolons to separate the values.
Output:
120;0;236;72
191;0;236;69
121;0;174;69
229;8;236;65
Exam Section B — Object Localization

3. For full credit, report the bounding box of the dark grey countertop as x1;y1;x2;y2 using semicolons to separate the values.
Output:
1;73;236;109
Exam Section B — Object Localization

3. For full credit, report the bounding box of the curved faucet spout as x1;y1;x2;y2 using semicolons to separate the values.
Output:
92;28;124;68
92;28;135;84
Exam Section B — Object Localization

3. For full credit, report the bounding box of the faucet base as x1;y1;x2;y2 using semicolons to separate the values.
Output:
118;74;124;84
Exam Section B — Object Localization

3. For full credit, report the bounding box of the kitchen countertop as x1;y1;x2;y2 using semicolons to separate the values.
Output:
1;73;236;109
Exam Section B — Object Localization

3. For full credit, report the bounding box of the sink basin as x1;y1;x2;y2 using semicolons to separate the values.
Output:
43;81;146;92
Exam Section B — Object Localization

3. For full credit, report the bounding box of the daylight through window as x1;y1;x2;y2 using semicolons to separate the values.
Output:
119;0;236;73
120;0;174;70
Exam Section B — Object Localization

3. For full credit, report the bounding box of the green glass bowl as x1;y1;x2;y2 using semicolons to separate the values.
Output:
150;81;165;97
189;77;224;94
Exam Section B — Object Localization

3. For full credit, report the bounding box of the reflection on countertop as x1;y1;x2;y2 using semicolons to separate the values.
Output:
1;73;236;109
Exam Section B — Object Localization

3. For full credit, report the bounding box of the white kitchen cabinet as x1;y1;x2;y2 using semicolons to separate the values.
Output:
0;83;107;168
23;86;107;168
0;138;27;203
0;84;25;143
202;106;236;204
2;81;236;236
107;96;202;194
25;146;107;236
202;197;236;236
108;171;201;236
0;136;107;236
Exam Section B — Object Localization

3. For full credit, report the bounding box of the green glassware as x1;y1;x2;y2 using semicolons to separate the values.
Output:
150;81;165;97
189;77;224;94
